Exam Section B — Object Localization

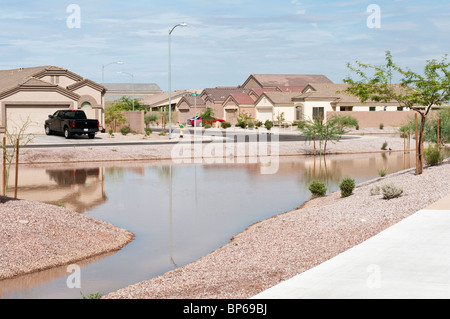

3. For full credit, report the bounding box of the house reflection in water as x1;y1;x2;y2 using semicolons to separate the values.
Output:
6;165;107;213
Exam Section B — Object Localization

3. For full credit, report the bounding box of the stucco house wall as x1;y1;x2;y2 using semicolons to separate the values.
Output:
0;66;106;134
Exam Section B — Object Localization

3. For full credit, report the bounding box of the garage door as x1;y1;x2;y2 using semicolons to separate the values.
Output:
6;105;70;135
225;109;238;125
257;108;273;123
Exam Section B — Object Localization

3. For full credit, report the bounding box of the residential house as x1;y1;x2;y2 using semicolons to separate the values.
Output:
222;93;256;124
254;92;300;123
176;93;206;124
293;83;408;119
200;87;252;121
292;83;420;128
0;66;106;134
103;83;162;106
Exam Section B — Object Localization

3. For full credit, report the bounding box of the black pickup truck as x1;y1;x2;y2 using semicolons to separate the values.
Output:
45;110;99;139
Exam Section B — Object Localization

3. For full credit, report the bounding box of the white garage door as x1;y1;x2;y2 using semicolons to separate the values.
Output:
257;108;273;123
6;105;70;135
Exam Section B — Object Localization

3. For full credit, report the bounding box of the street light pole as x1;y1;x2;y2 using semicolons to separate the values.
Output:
168;22;187;139
117;71;135;111
102;61;124;84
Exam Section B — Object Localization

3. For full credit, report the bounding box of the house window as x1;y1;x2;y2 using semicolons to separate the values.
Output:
397;106;404;111
369;107;376;112
296;105;303;121
312;107;324;120
81;102;92;109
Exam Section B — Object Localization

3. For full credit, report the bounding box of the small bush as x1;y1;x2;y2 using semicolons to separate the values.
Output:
159;131;166;136
264;120;274;131
379;123;384;130
381;182;403;200
204;124;212;129
247;121;254;129
378;168;387;177
308;180;327;198
221;122;231;129
145;128;152;136
236;121;246;129
255;121;263;128
370;185;381;196
339;178;355;198
381;141;388;150
424;144;443;166
120;125;131;136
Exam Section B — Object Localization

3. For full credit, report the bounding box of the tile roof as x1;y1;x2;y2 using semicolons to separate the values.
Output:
246;74;333;88
179;93;207;107
202;87;252;102
0;66;50;93
229;93;255;105
103;83;162;92
294;83;407;106
261;92;300;104
0;65;106;95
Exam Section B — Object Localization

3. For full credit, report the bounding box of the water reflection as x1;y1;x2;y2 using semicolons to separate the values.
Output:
4;165;106;213
0;152;414;299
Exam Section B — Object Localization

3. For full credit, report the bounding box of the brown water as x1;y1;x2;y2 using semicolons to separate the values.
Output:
0;152;414;299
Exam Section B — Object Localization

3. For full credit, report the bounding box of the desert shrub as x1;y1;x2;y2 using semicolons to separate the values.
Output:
378;168;387;177
381;141;388;150
120;125;131;136
424;143;443;166
381;182;403;200
370;185;381;196
264;120;274;131
308;180;327;198
339;178;355;198
145;128;152;136
236;121;246;129
255;121;263;128
379;123;384;130
221;122;231;129
247;121;255;129
204;124;212;129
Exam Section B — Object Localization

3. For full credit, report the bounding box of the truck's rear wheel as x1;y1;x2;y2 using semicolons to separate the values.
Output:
88;133;95;139
64;127;72;139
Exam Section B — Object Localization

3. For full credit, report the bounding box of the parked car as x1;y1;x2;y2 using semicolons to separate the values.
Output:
45;110;99;139
188;116;202;126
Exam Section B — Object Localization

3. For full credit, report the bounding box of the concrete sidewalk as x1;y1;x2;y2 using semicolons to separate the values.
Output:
253;194;450;299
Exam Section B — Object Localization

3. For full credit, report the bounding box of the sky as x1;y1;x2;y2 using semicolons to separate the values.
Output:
0;0;449;91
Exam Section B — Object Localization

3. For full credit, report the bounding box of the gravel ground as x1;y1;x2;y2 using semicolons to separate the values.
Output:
103;160;450;299
1;130;448;299
0;198;134;280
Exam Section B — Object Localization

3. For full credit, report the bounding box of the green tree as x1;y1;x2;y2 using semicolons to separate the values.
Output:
111;96;146;111
299;117;349;155
236;112;253;128
105;106;127;132
343;51;450;174
200;107;215;126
